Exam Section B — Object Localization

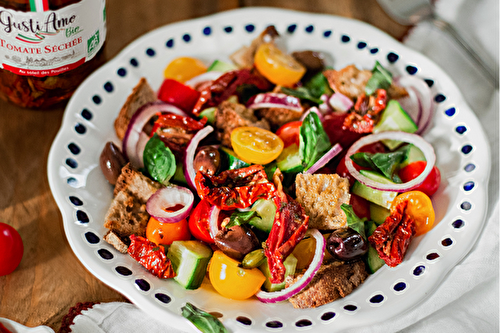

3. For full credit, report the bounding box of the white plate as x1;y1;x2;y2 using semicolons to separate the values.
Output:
47;7;491;333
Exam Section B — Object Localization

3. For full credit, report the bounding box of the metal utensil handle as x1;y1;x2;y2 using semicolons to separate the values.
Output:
433;17;499;88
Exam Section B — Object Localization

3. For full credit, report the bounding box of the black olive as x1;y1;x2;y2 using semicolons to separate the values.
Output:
214;225;260;261
193;146;221;176
99;142;126;185
326;228;368;261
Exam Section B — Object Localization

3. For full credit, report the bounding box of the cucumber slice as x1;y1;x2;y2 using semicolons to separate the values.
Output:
373;100;418;150
249;199;276;233
167;240;213;290
276;143;303;173
219;147;250;170
366;245;385;274
400;143;426;168
351;170;397;209
199;107;217;125
369;203;390;225
207;60;237;72
259;254;297;292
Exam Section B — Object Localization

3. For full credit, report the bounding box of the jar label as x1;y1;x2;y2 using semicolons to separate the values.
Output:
0;0;106;77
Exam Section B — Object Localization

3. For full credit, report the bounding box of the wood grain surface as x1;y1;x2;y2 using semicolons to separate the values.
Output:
0;0;408;331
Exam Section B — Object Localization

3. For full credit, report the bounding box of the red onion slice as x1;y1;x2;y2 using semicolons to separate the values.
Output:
305;143;342;174
146;185;194;223
300;106;324;122
122;101;189;168
247;93;302;112
208;205;221;239
345;132;436;192
256;229;325;303
184;71;223;89
328;92;354;112
183;125;214;190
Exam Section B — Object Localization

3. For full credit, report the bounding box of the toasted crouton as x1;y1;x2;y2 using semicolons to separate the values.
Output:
114;78;157;140
103;163;162;252
295;174;350;230
285;260;368;309
323;65;372;100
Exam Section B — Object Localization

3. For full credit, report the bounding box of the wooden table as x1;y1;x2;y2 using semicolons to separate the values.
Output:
0;0;409;331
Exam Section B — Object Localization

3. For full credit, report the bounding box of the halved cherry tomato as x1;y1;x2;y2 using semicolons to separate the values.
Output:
208;250;266;300
399;161;441;197
254;43;306;87
0;222;23;276
146;217;191;246
276;120;302;148
391;191;435;236
350;193;371;220
157;78;201;113
231;127;284;165
163;57;207;82
188;199;214;244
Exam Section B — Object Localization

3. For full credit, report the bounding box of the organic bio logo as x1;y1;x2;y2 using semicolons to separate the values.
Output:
87;30;99;55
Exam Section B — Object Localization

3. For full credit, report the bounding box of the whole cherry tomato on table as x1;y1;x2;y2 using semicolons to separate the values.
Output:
0;222;24;276
399;161;441;197
276;121;302;148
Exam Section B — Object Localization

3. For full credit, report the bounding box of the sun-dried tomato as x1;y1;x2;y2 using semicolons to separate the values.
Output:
192;69;272;115
150;113;207;135
368;200;416;267
195;164;276;210
264;169;309;284
345;89;388;133
127;235;176;279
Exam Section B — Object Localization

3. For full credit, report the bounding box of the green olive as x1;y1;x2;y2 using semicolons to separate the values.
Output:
240;249;266;269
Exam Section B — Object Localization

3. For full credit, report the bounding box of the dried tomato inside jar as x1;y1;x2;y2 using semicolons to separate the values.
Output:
0;0;107;108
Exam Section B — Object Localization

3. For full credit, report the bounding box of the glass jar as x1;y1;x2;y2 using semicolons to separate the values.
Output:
0;0;107;108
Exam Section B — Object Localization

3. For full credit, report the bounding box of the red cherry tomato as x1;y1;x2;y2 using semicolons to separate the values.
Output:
0;222;24;276
323;112;364;149
350;193;371;220
157;78;201;114
188;199;215;243
276;121;302;148
399;161;441;197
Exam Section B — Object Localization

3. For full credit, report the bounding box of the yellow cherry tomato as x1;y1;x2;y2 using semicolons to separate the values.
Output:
231;126;284;165
391;191;435;236
209;250;266;300
254;43;306;87
163;57;207;82
146;216;191;246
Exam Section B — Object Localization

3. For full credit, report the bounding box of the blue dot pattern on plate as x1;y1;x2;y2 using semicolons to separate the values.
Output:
266;321;283;328
456;125;467;134
461;144;473;154
323;30;332;37
98;248;113;260
370;48;378;54
394;282;406;291
425;79;434;87
117;68;127;77
445;107;456;116
115;266;132;276
69;196;83;206
341;35;350;42
77;210;89;223
463;181;474;191
135;279;151;291
130;58;139;67
236;316;252;325
92;95;101;104
166;39;174;48
296;319;312;327
224;26;233;33
461;201;472;210
452;219;465;229
406;65;417;75
434;94;446;103
85;232;99;244
464;163;476;172
68;143;80;155
370;294;384;303
321;312;336;321
245;24;255;33
442;238;453;246
75;123;86;134
357;41;367;49
66;158;77;169
67;177;77;186
413;265;425;276
426;253;440;260
287;24;297;33
104;82;114;93
305;25;314;33
387;52;399;63
155;293;171;304
344;305;357;311
183;34;191;42
146;48;155;56
81;109;92;120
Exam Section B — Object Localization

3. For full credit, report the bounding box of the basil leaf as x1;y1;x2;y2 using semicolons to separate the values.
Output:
341;203;366;240
304;71;332;99
226;210;261;228
182;303;228;333
280;86;323;104
350;152;378;170
299;112;331;171
349;145;409;182
365;61;392;95
143;133;176;185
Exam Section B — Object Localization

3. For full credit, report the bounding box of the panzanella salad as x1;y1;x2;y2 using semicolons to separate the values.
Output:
100;25;441;311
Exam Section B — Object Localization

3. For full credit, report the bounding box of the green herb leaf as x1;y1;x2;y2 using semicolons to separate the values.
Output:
341;203;366;240
304;71;332;99
226;210;262;228
143;133;177;185
299;112;331;171
365;61;393;96
350;145;409;182
280;86;323;104
181;303;228;333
